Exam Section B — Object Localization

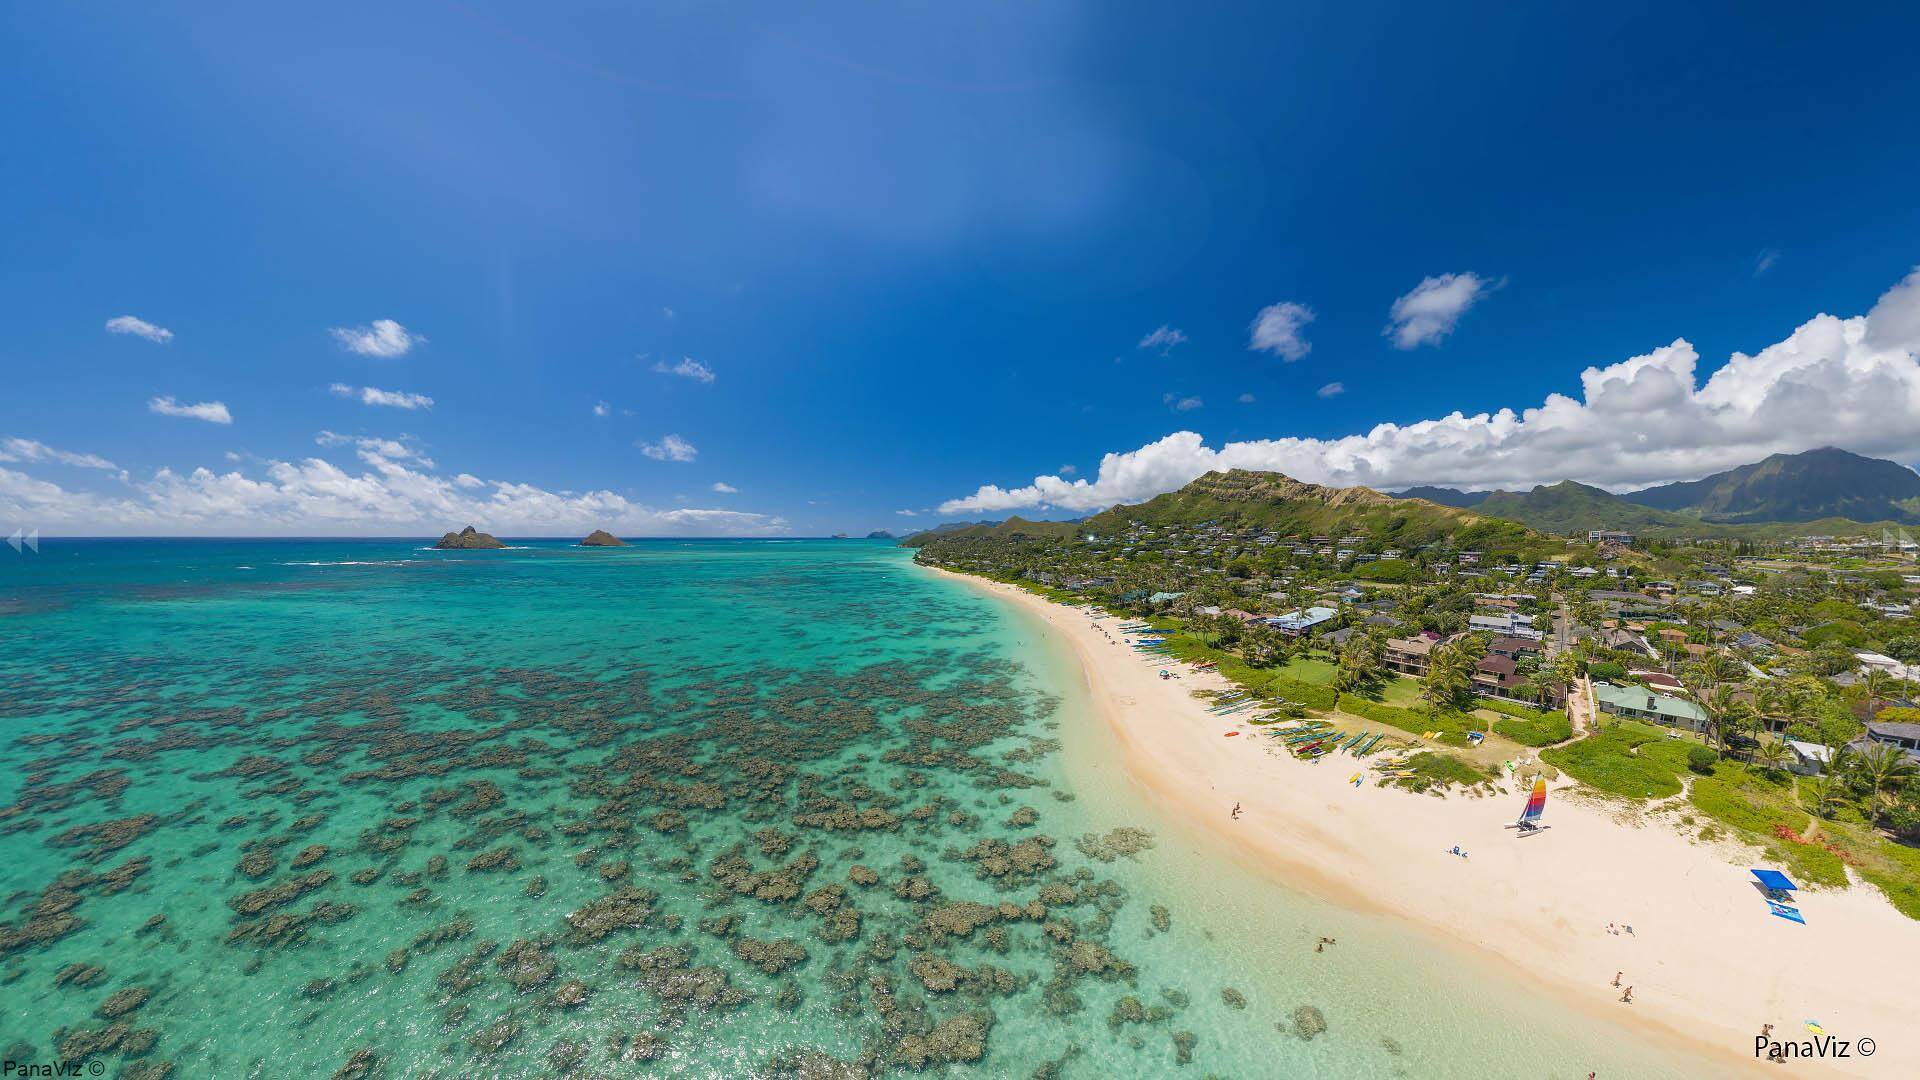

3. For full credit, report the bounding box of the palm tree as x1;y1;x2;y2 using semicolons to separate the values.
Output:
1421;646;1475;712
1334;630;1385;692
1684;652;1742;691
1750;738;1789;778
1861;667;1893;705
1804;769;1849;819
1700;685;1752;755
1852;741;1918;820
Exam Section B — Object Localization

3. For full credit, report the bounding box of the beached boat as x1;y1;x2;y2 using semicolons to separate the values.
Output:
1504;776;1549;835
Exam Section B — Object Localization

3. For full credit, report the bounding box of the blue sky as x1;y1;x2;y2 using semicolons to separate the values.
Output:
5;2;1920;535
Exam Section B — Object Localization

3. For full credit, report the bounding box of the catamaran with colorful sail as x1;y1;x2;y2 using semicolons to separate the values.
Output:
1505;775;1549;835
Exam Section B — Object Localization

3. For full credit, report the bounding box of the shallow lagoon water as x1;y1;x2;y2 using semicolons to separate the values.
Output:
0;539;1709;1077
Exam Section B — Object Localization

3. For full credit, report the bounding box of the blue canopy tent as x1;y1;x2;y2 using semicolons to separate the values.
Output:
1752;869;1802;922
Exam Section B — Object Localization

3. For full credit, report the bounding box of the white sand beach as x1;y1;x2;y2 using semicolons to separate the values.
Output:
936;569;1920;1078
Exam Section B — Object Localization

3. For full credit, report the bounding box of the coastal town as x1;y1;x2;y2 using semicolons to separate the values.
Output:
910;474;1920;927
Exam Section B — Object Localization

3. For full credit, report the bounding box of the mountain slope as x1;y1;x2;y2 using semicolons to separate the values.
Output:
901;517;1077;546
1396;485;1491;509
1081;469;1547;552
1620;447;1920;524
1472;481;1704;535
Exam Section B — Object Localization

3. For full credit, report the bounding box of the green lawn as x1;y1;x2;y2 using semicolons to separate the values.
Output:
1274;657;1337;685
1378;675;1423;706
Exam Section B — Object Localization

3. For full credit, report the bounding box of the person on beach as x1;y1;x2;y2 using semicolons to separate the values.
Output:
1314;936;1336;952
1620;986;1633;1004
1612;971;1621;987
1230;802;1242;820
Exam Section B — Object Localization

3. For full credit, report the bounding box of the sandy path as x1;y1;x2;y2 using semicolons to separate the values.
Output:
933;568;1920;1078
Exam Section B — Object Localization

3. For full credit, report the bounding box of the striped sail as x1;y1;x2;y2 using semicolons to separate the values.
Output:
1518;776;1547;826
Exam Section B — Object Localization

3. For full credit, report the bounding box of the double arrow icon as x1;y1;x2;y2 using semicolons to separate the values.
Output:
6;528;38;554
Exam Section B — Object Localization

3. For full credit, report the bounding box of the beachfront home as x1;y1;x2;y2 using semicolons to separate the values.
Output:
1592;681;1712;734
1269;606;1337;637
1385;633;1439;676
1588;529;1635;545
1785;740;1835;776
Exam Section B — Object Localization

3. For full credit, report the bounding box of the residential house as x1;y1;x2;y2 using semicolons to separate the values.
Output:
1472;653;1561;705
1859;717;1920;762
1784;740;1835;776
1385;633;1439;676
1468;612;1543;640
1269;606;1337;637
1592;682;1712;734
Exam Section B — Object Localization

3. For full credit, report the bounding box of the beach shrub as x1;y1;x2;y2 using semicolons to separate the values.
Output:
1338;698;1426;735
1478;699;1546;721
1272;677;1338;711
1542;722;1688;799
1686;746;1718;774
1393;752;1489;792
1857;842;1920;921
1688;773;1850;889
1493;711;1573;748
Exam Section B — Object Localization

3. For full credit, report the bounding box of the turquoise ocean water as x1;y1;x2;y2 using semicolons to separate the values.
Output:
0;539;1715;1078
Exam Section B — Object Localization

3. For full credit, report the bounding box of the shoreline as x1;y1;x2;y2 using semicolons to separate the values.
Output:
929;565;1919;1078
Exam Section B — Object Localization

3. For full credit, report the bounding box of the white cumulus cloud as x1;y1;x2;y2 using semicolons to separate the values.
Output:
1318;382;1345;398
330;319;423;358
330;383;434;410
592;401;611;417
711;481;738;494
940;266;1920;514
0;438;117;470
652;357;715;384
1138;325;1188;354
1248;301;1314;360
149;396;232;424
1385;272;1497;349
105;315;173;343
638;434;698;462
315;430;435;469
1;457;786;537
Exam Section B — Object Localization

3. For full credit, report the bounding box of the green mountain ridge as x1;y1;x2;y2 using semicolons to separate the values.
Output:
1620;447;1920;524
1395;485;1490;509
912;469;1553;556
1386;448;1920;536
